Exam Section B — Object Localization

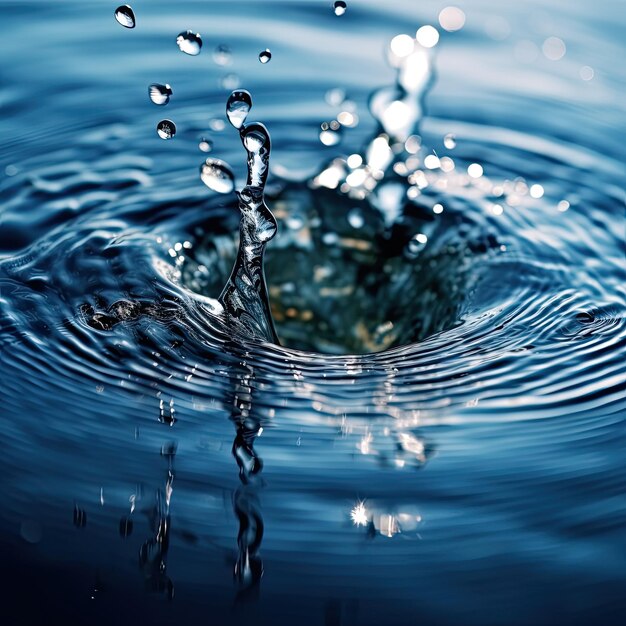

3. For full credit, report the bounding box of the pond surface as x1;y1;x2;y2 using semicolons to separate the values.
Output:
1;1;625;624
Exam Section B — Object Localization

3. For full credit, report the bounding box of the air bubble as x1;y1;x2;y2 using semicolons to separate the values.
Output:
114;5;135;29
200;158;235;194
156;120;176;140
259;49;272;64
177;30;202;56
226;90;252;130
149;83;172;105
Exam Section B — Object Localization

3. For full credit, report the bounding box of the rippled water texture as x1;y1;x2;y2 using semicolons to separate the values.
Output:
1;1;625;624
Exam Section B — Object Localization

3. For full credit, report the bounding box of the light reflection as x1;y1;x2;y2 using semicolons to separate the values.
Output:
351;501;368;526
438;7;466;32
415;25;440;48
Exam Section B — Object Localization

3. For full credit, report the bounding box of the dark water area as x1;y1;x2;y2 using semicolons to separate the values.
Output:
1;1;625;624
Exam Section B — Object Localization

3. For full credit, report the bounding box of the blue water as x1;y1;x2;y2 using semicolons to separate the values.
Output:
1;1;625;624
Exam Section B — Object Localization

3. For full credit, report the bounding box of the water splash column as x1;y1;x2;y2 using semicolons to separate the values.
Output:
219;90;279;344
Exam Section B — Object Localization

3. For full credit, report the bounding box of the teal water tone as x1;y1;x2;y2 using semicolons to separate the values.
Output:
1;1;625;625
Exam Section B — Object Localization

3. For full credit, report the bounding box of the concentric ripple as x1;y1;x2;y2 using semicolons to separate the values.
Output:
1;1;625;623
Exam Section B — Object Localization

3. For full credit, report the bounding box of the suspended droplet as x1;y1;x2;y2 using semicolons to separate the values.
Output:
198;137;213;152
200;158;235;194
114;5;135;29
156;119;176;140
149;83;172;105
258;49;272;64
177;30;202;56
443;133;456;149
319;121;342;146
213;44;232;66
334;1;347;16
226;90;252;129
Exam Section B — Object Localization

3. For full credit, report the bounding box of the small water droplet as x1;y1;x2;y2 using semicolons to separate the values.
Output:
226;90;252;129
177;30;202;56
198;137;213;152
149;83;172;105
258;49;272;64
213;43;232;66
114;5;135;29
200;158;235;194
334;1;347;16
157;119;176;139
347;208;364;229
443;133;456;149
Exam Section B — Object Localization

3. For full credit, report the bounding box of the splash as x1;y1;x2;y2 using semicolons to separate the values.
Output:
218;90;279;344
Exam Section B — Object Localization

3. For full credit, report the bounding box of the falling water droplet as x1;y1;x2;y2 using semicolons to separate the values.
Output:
334;1;347;16
213;44;232;66
258;49;272;64
177;30;202;56
226;90;252;129
198;137;213;152
114;5;135;29
443;133;456;149
149;83;172;105
156;119;176;140
200;158;235;194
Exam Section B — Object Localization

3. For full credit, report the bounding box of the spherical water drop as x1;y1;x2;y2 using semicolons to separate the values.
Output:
198;137;213;153
213;44;232;66
259;49;272;64
226;90;252;129
200;158;235;194
177;30;202;56
114;5;135;29
156;119;176;140
334;1;347;16
444;133;456;149
149;83;172;105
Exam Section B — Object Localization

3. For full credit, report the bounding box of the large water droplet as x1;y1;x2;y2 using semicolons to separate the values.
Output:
149;83;172;105
226;90;252;129
156;119;176;140
177;30;202;56
334;1;347;16
115;5;135;29
200;158;235;194
258;49;272;64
